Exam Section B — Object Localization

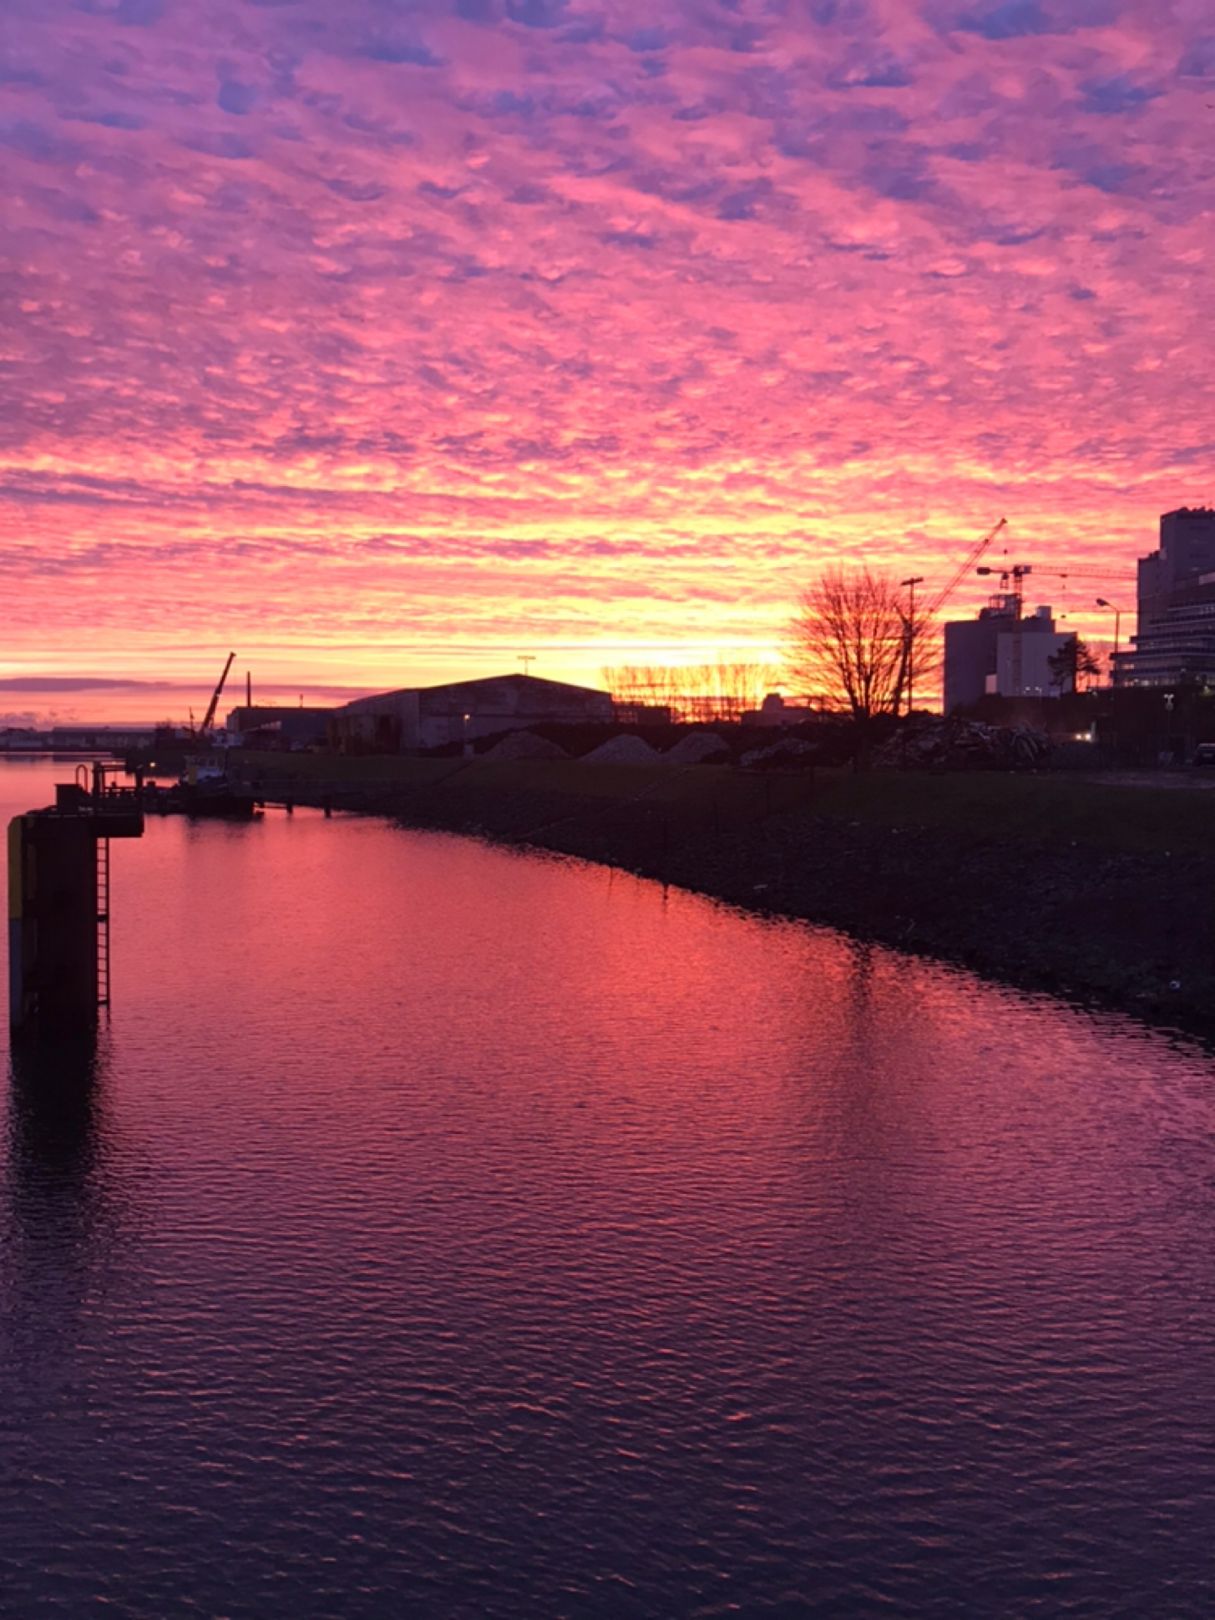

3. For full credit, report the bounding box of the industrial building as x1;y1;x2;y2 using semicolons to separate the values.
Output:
740;692;822;727
224;704;332;749
331;673;614;753
1116;508;1215;688
944;600;1070;711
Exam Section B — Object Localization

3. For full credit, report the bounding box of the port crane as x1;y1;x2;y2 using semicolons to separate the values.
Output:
196;651;236;742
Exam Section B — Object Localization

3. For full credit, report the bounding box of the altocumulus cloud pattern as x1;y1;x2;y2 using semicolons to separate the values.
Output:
2;0;1212;699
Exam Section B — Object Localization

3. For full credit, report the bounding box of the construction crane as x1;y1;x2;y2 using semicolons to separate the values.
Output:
976;560;1033;617
197;652;236;741
924;517;1007;620
1014;566;1130;685
890;519;1006;716
973;561;1038;694
1029;565;1128;610
1038;565;1125;580
976;561;1125;608
971;560;1128;695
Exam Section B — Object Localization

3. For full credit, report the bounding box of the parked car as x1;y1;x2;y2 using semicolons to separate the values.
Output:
1190;742;1215;767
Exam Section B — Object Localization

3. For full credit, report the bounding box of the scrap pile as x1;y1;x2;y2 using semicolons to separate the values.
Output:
739;738;820;770
874;718;1050;771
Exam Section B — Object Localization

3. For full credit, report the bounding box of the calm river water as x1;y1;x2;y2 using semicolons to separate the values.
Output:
1;756;1212;1618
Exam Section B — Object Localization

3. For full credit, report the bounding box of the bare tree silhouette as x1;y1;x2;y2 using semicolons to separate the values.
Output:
787;566;926;720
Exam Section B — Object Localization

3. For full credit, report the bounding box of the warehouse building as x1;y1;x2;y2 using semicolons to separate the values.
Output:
332;673;613;753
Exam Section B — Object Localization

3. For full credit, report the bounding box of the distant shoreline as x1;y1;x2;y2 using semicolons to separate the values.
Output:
0;748;126;758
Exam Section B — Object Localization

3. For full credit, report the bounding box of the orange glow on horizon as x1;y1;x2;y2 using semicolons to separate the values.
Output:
1;0;1209;723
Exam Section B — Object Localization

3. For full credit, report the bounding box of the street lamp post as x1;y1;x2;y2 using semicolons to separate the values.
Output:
1095;598;1122;686
900;576;925;715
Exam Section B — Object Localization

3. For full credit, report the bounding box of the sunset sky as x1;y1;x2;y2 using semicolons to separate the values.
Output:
3;0;1212;722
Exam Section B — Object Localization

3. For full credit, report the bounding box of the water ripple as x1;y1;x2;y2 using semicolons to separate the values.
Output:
1;762;1213;1617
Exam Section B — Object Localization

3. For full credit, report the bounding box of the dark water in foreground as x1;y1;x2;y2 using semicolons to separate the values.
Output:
1;757;1212;1618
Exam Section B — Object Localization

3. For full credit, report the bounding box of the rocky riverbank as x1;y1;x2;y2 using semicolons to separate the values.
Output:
228;752;1215;1032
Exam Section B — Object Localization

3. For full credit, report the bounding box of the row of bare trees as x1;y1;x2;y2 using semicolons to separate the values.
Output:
602;573;931;725
601;662;785;723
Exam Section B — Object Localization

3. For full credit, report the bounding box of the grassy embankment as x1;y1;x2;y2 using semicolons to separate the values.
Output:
229;751;1214;1027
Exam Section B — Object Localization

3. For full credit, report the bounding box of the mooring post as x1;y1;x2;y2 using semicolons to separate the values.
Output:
8;768;143;1040
9;813;103;1037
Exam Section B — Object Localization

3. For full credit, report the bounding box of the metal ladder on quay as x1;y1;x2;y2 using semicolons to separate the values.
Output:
96;836;111;1010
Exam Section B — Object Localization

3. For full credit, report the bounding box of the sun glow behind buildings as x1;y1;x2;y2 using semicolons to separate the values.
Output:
2;0;1212;720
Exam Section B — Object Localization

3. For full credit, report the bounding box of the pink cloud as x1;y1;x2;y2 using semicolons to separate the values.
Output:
0;0;1209;712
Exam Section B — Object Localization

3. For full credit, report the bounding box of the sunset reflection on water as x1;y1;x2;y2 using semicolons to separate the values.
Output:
2;758;1213;1618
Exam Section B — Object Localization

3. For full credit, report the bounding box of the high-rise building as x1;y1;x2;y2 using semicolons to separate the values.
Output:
1118;507;1215;687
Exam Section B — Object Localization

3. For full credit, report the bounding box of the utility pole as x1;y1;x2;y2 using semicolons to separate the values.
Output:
900;576;924;715
1096;598;1122;685
518;655;535;676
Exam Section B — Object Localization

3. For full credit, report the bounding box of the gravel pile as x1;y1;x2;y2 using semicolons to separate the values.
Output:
580;734;661;765
483;730;570;761
664;731;729;765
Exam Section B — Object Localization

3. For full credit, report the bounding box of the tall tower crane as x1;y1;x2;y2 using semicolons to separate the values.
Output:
1038;565;1125;582
976;562;1125;608
974;561;1036;692
976;561;1033;618
1028;563;1128;616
